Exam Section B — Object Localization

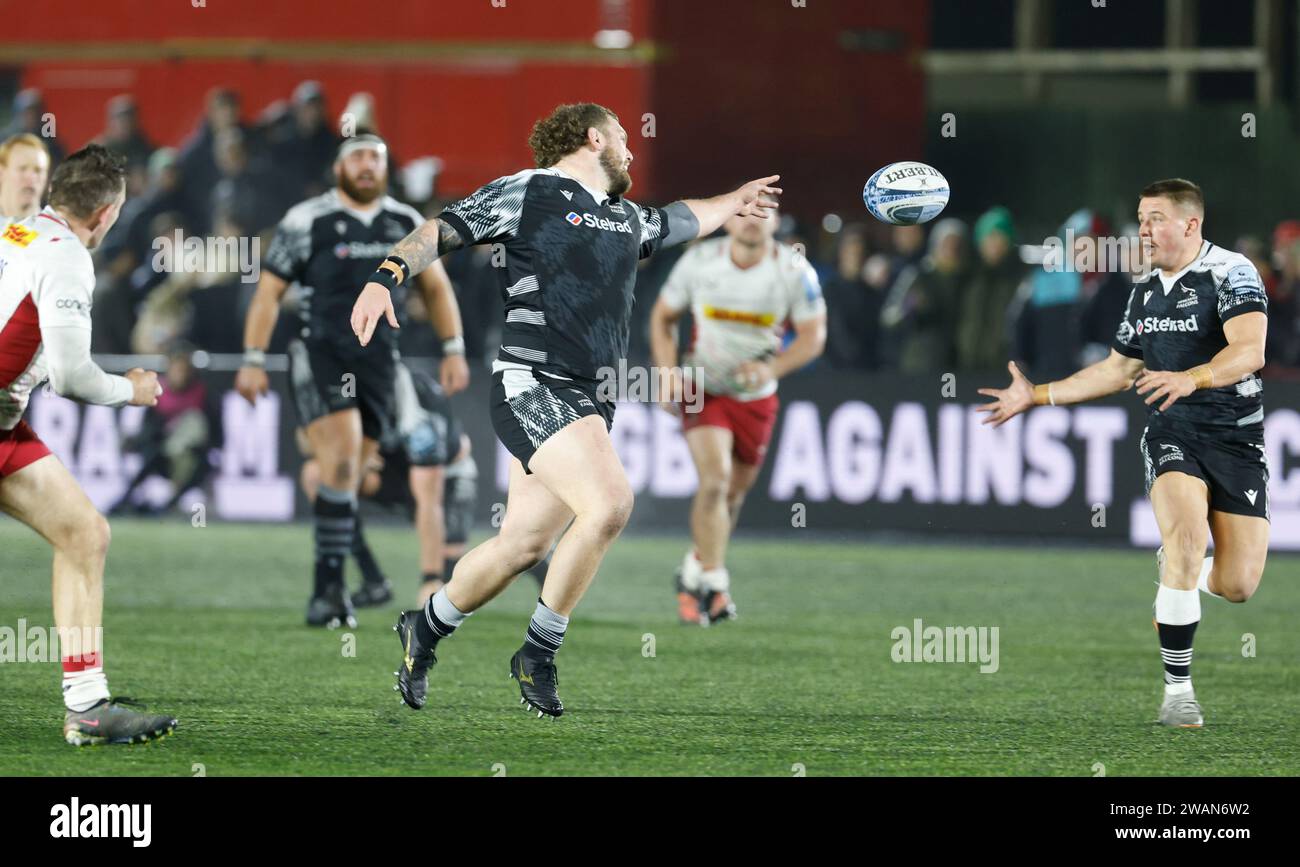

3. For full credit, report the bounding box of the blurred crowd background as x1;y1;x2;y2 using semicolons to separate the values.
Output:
2;0;1299;387
4;79;1299;387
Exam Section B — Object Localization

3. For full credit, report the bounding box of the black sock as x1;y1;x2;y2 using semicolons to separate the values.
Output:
524;597;568;657
351;513;385;585
414;591;459;647
443;556;460;581
421;572;443;586
314;486;356;596
1157;621;1198;689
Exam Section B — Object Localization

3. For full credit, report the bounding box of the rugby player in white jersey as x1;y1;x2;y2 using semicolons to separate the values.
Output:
650;210;825;624
0;133;51;222
0;144;177;745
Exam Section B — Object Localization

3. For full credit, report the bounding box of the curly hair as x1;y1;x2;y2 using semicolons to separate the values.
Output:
528;103;619;168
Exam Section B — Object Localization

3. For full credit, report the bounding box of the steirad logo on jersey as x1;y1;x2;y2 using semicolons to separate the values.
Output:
565;211;632;234
1135;314;1198;335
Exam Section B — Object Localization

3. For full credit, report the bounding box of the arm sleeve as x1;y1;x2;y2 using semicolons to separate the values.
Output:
41;326;134;406
628;200;688;260
1111;285;1144;359
34;254;133;405
1217;260;1268;322
788;256;826;323
262;206;313;283
438;171;533;248
657;245;697;312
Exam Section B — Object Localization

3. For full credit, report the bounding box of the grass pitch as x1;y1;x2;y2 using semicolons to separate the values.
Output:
1;519;1296;776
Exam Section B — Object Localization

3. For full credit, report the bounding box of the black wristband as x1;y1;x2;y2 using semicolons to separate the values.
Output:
382;255;411;283
369;267;399;292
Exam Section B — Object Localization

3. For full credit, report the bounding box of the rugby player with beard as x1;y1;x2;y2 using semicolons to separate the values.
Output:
237;134;469;628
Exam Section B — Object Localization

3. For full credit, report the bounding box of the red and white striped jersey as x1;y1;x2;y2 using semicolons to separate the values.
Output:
0;207;100;430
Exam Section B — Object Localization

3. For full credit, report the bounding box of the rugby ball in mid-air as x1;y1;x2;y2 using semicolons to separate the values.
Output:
863;161;950;225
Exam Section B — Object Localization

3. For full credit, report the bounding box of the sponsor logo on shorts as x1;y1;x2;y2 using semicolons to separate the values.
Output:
1245;489;1258;506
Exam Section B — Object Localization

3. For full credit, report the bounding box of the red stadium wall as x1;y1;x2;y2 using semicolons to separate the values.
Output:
3;0;929;213
5;0;657;198
646;0;929;218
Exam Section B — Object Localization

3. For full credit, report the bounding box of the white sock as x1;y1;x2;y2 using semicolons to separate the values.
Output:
63;667;110;713
1196;557;1221;598
679;550;703;592
1155;584;1200;697
699;566;730;593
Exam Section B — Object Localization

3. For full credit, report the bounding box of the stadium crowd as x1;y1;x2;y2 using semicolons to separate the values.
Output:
3;82;1299;384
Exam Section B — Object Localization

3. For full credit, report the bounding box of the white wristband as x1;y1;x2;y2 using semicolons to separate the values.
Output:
441;336;465;356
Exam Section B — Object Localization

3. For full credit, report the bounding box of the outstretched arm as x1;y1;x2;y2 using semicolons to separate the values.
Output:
351;217;467;347
977;351;1145;427
672;175;783;242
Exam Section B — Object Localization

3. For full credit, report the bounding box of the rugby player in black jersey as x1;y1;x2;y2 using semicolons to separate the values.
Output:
351;103;780;717
980;179;1269;728
236;134;470;628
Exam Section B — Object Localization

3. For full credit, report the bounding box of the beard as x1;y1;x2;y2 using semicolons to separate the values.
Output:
599;148;632;198
339;170;386;204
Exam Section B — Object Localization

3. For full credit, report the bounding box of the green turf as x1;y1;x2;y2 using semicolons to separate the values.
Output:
0;518;1296;776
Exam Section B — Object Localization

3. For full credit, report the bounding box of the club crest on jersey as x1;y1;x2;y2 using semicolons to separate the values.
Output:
2;223;36;247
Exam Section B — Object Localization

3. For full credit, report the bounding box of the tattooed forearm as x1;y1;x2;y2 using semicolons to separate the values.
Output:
390;218;466;276
438;220;465;257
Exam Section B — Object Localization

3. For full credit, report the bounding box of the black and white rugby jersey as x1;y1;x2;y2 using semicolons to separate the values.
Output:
1112;240;1268;429
264;189;425;355
437;167;671;381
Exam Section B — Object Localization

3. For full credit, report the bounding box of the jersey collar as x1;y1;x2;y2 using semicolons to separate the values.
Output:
37;205;70;230
331;188;384;226
547;166;612;206
1155;240;1211;294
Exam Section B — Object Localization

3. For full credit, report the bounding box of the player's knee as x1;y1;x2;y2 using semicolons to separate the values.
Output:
590;489;634;542
696;474;730;505
1217;568;1262;603
66;513;111;565
501;533;550;572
